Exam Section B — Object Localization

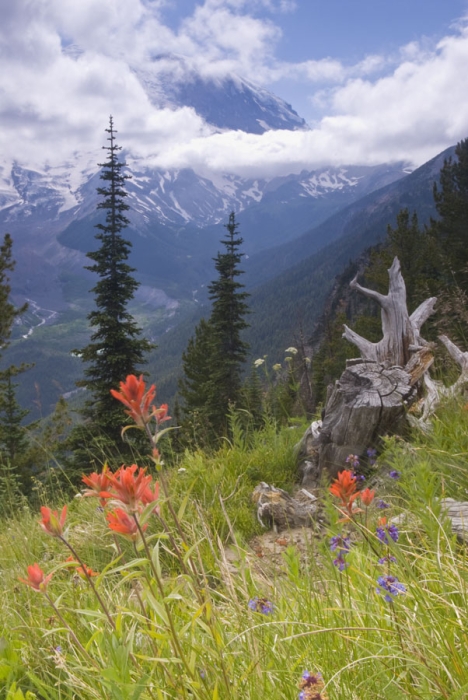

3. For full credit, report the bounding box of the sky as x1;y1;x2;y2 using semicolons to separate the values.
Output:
2;0;468;179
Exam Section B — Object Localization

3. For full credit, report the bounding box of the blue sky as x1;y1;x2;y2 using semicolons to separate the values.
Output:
1;0;468;178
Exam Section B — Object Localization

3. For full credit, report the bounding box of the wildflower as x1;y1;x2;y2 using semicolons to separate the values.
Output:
345;454;360;469
248;597;274;614
360;488;375;506
329;534;350;553
140;481;160;513
40;505;67;537
107;508;144;540
377;499;390;509
19;563;53;592
272;363;282;371
82;465;111;507
285;346;298;355
298;670;328;699
103;464;153;512
353;473;365;482
254;358;265;367
333;552;349;571
65;556;99;579
367;447;377;459
389;470;401;480
329;470;360;517
378;555;397;565
376;519;399;544
152;403;171;425
376;574;406;602
110;374;156;427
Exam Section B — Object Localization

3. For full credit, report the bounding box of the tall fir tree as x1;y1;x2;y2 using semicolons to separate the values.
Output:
75;117;153;449
0;234;30;467
179;212;250;439
430;138;468;288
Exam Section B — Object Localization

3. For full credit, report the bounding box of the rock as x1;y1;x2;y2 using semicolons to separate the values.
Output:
252;482;320;532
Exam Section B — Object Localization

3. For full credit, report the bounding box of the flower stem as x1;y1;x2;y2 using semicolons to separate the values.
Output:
59;536;115;629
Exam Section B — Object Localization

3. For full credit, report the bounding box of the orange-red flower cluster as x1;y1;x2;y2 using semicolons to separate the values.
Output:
40;506;67;537
329;470;360;517
81;463;160;539
360;487;375;507
19;563;53;592
110;374;170;428
106;508;145;541
65;556;99;579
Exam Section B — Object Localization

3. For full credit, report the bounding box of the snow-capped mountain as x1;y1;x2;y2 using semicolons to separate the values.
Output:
135;56;307;134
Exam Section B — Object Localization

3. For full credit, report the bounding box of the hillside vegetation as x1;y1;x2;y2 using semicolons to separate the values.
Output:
1;395;468;699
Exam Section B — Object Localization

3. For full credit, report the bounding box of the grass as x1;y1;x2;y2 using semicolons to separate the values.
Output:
1;404;468;699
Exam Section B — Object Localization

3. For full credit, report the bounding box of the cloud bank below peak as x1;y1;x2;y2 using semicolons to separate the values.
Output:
0;0;468;178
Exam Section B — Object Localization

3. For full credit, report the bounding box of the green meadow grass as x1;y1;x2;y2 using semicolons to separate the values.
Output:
1;407;468;699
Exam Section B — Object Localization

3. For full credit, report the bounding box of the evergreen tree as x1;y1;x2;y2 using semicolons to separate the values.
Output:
431;138;468;288
207;212;250;435
0;234;30;467
75;117;153;447
179;212;250;439
0;367;29;463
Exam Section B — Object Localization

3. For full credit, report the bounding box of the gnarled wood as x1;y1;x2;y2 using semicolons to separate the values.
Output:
408;335;468;431
343;257;437;367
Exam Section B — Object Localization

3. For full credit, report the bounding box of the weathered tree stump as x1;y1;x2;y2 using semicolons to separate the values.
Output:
299;361;414;484
298;257;437;485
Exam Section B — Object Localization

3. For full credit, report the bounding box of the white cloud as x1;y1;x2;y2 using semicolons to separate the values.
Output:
1;0;468;178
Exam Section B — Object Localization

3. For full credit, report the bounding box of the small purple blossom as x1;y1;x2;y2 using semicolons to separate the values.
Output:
346;454;360;469
376;524;399;544
367;448;377;459
333;553;349;571
377;499;390;509
329;535;351;553
389;470;401;480
376;574;406;602
298;670;325;699
378;555;397;565
248;597;274;615
353;472;365;482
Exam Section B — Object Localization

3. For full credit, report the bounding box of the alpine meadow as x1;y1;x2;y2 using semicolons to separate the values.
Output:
2;2;468;699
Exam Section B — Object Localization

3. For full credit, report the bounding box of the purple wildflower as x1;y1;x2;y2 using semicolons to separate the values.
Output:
389;470;401;480
376;523;399;544
346;454;360;469
329;535;351;553
298;671;326;699
353;472;365;482
377;500;390;509
248;597;274;615
378;555;397;565
333;553;349;571
376;574;406;602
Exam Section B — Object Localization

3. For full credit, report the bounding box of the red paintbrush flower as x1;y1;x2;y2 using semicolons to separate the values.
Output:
152;404;171;425
40;505;67;537
107;508;145;540
360;487;376;506
110;374;156;427
102;464;153;512
329;470;360;517
82;464;111;507
140;481;160;513
65;556;99;579
19;563;53;592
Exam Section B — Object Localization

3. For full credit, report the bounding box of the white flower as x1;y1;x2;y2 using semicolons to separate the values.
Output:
254;358;265;367
272;363;282;371
285;346;298;355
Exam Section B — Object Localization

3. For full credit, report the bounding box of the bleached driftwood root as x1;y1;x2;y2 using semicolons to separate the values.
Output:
408;335;468;431
343;257;437;367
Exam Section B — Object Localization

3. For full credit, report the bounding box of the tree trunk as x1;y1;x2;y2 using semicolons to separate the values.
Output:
343;257;436;367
